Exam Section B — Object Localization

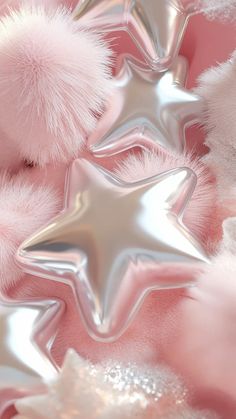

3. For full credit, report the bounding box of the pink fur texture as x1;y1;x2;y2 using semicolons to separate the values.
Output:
165;217;236;401
0;5;112;166
0;170;59;290
116;150;216;240
0;128;23;171
196;52;236;197
0;0;60;15
195;0;236;21
221;217;236;253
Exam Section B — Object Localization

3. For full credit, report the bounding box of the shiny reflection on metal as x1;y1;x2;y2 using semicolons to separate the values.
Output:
0;297;64;416
73;0;191;70
17;159;209;342
89;55;204;158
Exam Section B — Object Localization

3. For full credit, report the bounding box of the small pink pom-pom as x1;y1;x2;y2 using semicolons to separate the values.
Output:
0;5;112;166
116;150;216;240
0;171;59;290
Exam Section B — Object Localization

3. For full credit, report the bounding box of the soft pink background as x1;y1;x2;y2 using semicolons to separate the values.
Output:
5;6;236;419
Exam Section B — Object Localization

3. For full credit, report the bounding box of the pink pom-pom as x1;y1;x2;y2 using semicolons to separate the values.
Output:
0;5;112;166
116;150;216;240
194;0;236;22
166;217;236;400
0;171;60;290
196;52;236;196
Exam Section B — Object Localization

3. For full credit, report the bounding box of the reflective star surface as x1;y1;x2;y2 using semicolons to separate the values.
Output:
0;298;64;416
17;159;208;342
89;55;204;158
73;0;191;70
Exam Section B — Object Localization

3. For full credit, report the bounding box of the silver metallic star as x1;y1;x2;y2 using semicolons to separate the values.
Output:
89;55;204;158
0;298;64;416
17;159;208;342
73;0;191;70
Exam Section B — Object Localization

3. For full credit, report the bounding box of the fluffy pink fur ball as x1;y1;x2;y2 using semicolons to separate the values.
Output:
197;53;236;139
0;171;59;289
174;254;236;399
0;5;112;166
196;52;236;196
116;150;216;240
166;217;236;400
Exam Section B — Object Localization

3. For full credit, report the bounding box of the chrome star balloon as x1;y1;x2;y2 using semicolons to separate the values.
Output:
0;298;64;416
73;0;192;70
89;55;204;158
17;159;208;342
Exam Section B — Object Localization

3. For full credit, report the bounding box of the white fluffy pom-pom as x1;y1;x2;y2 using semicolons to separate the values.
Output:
194;0;236;21
196;51;236;197
0;5;112;166
221;217;236;253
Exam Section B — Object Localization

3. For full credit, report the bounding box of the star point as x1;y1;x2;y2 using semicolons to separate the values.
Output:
73;0;191;70
0;297;64;415
17;159;208;342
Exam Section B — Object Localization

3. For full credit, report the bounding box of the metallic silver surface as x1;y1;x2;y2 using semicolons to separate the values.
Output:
89;55;204;157
0;298;64;416
73;0;191;70
17;159;209;342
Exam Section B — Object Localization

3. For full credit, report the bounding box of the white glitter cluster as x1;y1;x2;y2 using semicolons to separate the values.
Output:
100;361;187;403
193;0;236;21
14;350;218;419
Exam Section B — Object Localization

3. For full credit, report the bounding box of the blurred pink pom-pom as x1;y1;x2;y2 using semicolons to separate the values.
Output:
0;170;59;290
193;0;236;21
0;5;112;166
116;150;216;240
196;51;236;197
168;217;236;400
